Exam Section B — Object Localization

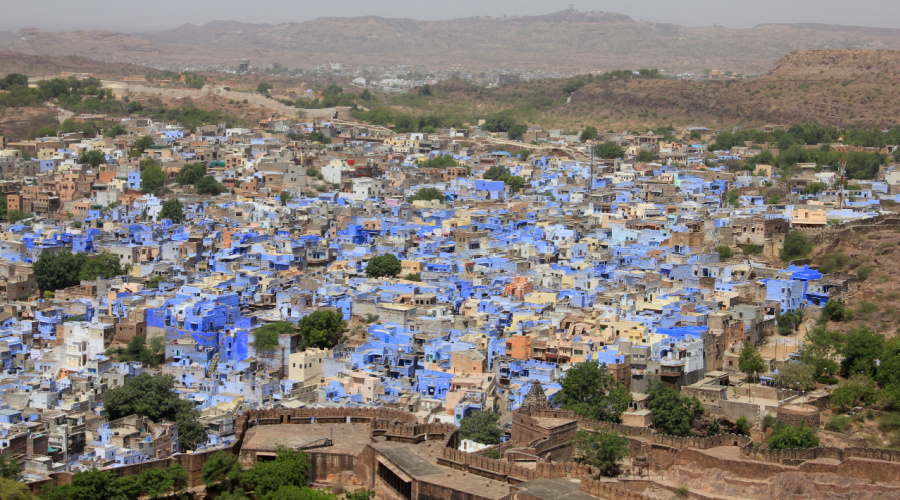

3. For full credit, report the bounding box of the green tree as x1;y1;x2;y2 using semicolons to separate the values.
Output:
78;252;130;281
877;339;900;388
458;410;502;445
405;273;422;282
280;190;291;206
103;124;127;138
103;373;206;451
140;159;166;195
33;251;86;293
820;298;854;325
146;275;163;289
557;362;632;423
134;135;154;154
802;182;828;195
257;82;273;94
0;477;34;500
580;126;598;143
297;310;345;349
159;198;184;223
595;141;624;159
767;422;820;450
735;416;751;436
503;175;526;192
366;254;401;278
195;175;225;195
715;245;733;260
175;162;207;185
572;428;629;477
780;231;812;262
140;468;173;500
260;486;336;500
242;446;310;499
7;210;30;223
254;321;293;357
647;383;703;437
831;374;878;409
483;165;510;181
508;123;527;141
839;328;883;377
774;362;816;391
307;131;331;144
202;451;244;492
407;188;445;203
636;149;655;162
0;455;22;480
78;150;106;168
725;189;740;206
738;341;766;382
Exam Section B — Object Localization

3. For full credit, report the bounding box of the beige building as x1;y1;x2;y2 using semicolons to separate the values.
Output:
288;348;331;384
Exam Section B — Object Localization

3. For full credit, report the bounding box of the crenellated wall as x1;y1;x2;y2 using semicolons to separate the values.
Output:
580;477;651;500
516;409;752;452
438;447;538;484
741;445;900;464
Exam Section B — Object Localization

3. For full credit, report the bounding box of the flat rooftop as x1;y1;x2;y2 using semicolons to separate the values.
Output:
240;423;371;456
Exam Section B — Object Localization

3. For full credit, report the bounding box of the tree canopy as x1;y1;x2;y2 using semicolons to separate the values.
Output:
175;162;207;186
195;175;225;195
572;428;629;477
557;362;631;423
780;231;812;262
366;254;402;278
595;141;624;159
297;310;345;349
159;198;184;223
102;373;206;451
407;187;446;203
33;251;131;293
140;159;166;195
38;461;187;500
580;126;598;143
458;410;502;445
253;321;296;354
767;422;820;450
78;150;106;168
738;341;766;381
647;383;703;436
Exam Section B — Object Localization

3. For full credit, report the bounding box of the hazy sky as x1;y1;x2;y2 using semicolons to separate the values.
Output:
2;0;899;32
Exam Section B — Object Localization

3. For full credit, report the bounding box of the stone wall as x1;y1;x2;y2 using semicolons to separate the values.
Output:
580;477;651;500
517;409;752;451
438;448;538;484
741;446;900;464
795;215;900;244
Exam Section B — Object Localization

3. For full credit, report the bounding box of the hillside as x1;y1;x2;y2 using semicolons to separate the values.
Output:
0;51;152;77
6;11;900;73
378;50;900;130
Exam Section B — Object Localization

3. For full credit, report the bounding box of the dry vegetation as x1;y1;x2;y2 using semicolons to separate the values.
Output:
385;50;900;130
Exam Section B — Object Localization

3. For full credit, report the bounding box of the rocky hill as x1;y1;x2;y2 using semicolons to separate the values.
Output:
5;11;900;73
0;51;151;77
383;50;900;129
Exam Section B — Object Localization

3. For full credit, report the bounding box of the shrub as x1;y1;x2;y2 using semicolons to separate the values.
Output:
767;422;820;450
742;244;763;256
780;231;813;261
826;415;851;432
715;245;733;259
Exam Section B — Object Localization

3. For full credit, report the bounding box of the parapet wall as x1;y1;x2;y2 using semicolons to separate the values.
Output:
795;215;900;244
580;477;651;500
438;447;538;483
518;409;752;451
741;445;900;464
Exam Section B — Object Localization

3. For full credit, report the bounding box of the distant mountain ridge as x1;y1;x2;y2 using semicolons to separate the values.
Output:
4;10;900;73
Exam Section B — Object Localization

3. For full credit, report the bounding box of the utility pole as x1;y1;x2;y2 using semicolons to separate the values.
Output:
589;142;595;194
839;159;846;210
